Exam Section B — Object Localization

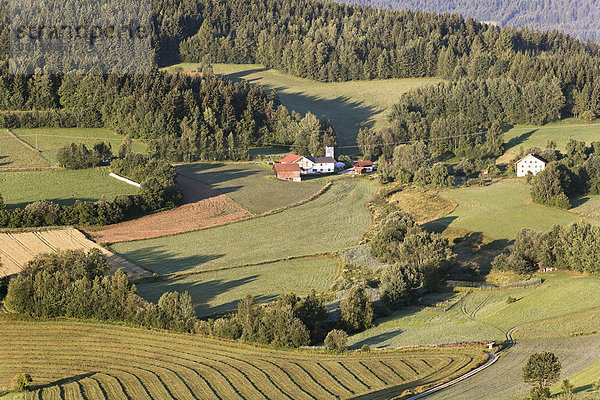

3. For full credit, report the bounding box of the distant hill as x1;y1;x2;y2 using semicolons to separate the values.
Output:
339;0;600;42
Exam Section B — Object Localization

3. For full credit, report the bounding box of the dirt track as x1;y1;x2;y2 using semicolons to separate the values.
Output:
85;175;252;243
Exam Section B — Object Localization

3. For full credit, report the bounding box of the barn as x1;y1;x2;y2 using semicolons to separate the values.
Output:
274;163;301;182
352;160;374;174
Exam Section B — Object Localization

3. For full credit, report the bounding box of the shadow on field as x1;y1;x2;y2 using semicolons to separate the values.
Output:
351;330;403;349
219;67;379;149
0;155;9;166
179;164;261;191
30;372;97;391
422;216;458;233
506;129;538;149
117;246;224;275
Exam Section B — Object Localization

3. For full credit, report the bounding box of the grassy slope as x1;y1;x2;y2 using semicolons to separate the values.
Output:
137;256;339;316
0;169;139;208
504;121;600;152
427;335;600;400
349;273;600;349
551;359;600;395
428;179;597;240
0;131;50;168
12;128;146;165
165;63;442;149
111;179;377;276
177;163;326;214
0;319;486;400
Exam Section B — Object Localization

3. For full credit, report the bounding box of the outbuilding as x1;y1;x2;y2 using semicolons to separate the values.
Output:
353;160;374;174
274;163;301;182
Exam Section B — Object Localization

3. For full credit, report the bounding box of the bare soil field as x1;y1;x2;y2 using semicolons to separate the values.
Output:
0;227;151;281
86;175;252;243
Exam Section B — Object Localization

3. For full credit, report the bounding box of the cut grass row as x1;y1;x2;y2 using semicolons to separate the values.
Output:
0;319;486;399
177;163;327;214
111;179;378;276
137;256;339;317
166;63;443;149
349;273;600;349
0;169;139;209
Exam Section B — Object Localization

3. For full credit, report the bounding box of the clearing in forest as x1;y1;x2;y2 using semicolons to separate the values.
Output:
12;127;146;165
165;63;443;149
0;169;139;209
0;227;150;281
0;319;487;400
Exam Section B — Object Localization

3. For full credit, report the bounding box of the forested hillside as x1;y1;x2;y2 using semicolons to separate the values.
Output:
339;0;600;42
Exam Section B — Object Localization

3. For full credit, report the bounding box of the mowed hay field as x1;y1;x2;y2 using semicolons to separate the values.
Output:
0;228;150;281
111;179;377;276
177;163;327;214
348;273;600;349
12;128;146;165
426;335;600;400
165;63;443;148
138;256;339;316
0;130;50;168
427;179;597;240
0;320;487;400
0;169;139;209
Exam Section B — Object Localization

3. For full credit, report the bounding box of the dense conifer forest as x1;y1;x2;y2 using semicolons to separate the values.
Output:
339;0;600;42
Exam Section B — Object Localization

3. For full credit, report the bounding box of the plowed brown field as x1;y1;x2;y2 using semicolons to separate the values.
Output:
86;176;252;243
0;227;151;281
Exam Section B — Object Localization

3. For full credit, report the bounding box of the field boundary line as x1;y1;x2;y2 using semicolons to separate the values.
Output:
6;128;40;152
104;180;333;245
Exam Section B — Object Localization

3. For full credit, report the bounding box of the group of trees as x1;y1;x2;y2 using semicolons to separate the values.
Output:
56;141;113;169
0;71;336;162
0;152;183;228
492;222;600;275
370;211;454;308
4;250;197;333
521;140;600;208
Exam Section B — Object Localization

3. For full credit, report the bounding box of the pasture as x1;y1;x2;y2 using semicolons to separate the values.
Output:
426;335;600;400
166;63;443;149
137;256;339;316
111;179;377;276
348;274;600;349
0;169;139;209
12;128;146;165
551;358;600;396
0;130;49;168
0;228;150;281
0;319;486;399
427;179;596;240
177;163;327;214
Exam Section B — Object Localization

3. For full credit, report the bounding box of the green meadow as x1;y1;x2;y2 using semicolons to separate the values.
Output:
111;179;377;276
13;128;146;165
137;256;339;316
0;169;139;208
0;130;50;168
165;63;443;149
428;179;597;240
504;121;600;152
177;163;327;214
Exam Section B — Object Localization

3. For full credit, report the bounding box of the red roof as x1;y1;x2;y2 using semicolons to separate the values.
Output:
274;163;301;173
354;160;374;167
280;154;303;163
183;72;205;77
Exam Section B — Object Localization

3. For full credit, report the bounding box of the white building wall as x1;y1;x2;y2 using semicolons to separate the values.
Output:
517;156;546;177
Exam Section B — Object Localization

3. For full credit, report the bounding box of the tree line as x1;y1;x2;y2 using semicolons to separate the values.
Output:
0;148;182;228
0;70;336;162
493;222;600;275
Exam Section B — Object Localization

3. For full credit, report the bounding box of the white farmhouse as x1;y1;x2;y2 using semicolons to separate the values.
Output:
309;157;336;173
280;154;336;174
516;154;547;177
